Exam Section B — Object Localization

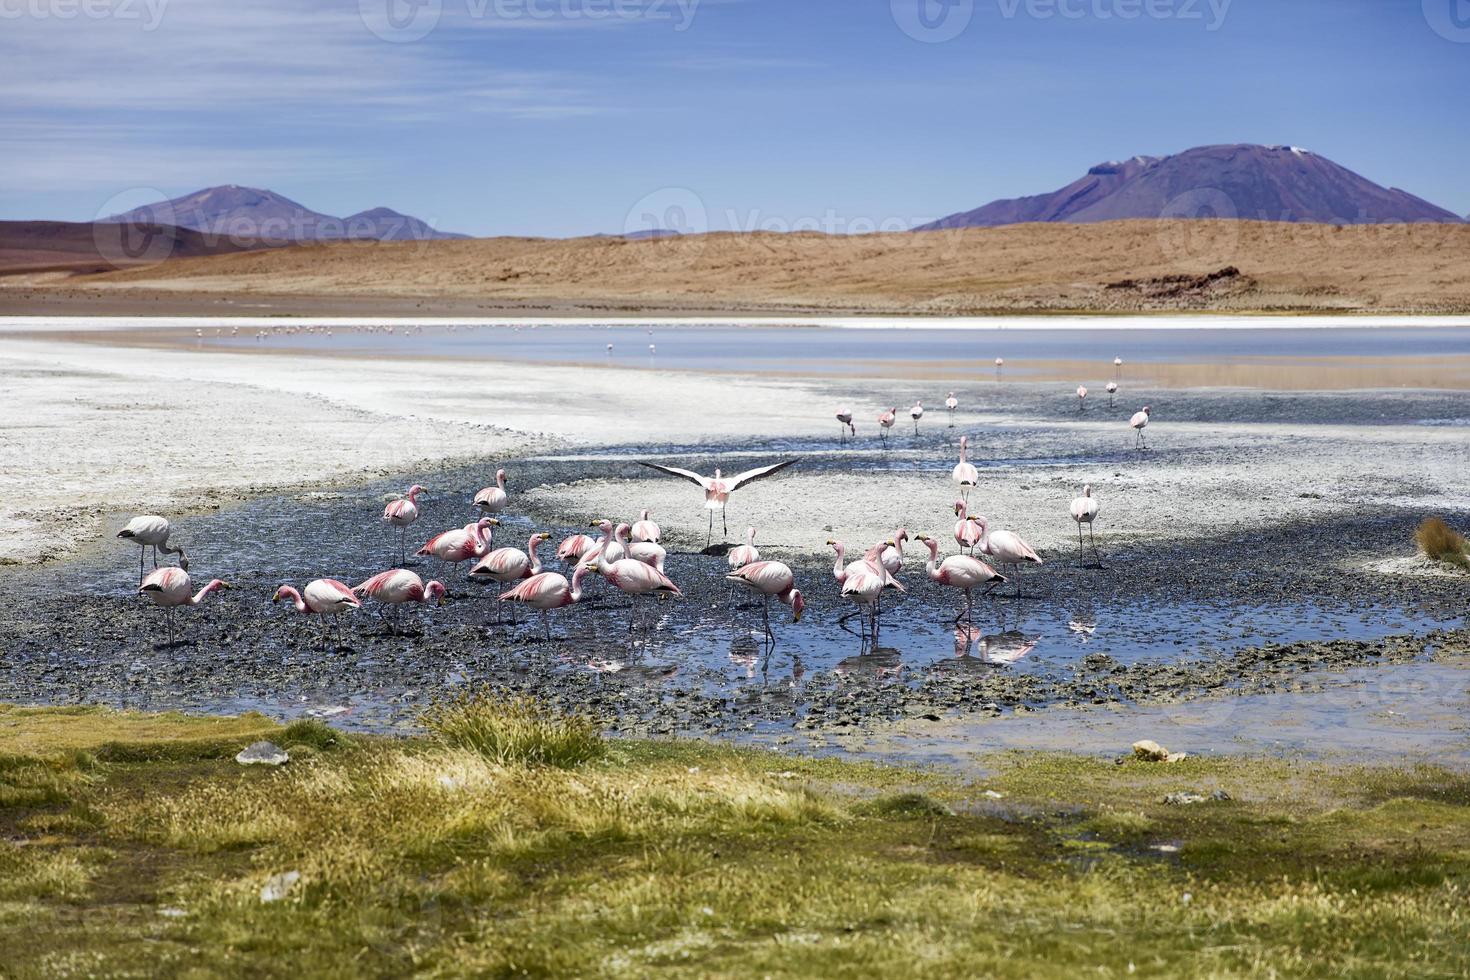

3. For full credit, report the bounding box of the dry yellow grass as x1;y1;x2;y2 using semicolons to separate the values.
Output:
6;220;1470;315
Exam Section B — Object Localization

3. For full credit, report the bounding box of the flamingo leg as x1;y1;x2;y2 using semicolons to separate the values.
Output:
138;546;145;582
543;609;551;642
335;614;346;650
1078;522;1085;564
706;510;713;549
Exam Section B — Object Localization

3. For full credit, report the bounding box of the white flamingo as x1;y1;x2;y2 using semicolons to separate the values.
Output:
916;533;1004;623
1076;385;1088;413
728;526;759;569
971;515;1043;598
1070;485;1101;565
117;515;187;581
139;567;228;647
637;459;799;547
1131;406;1151;450
272;579;360;649
1106;381;1118;408
945;391;958;427
910;400;924;435
473;469;509;515
952;435;978;501
835;408;856;445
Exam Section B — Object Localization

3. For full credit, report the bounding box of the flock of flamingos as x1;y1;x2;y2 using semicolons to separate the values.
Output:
117;385;1153;650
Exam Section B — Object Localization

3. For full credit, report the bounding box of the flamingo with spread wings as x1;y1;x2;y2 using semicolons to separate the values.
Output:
637;459;799;547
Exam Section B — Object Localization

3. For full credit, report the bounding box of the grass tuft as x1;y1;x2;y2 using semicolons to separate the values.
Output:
1416;516;1469;568
420;690;604;769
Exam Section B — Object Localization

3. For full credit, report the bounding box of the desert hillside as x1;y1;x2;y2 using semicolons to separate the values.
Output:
4;219;1469;315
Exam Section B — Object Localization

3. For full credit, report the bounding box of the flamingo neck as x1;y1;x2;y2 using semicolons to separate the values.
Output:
570;565;589;601
191;580;226;606
831;543;845;577
407;487;421;502
924;542;941;580
527;535;544;573
278;586;307;614
496;471;506;490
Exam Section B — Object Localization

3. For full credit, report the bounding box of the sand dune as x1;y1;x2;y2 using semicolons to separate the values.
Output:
3;220;1468;316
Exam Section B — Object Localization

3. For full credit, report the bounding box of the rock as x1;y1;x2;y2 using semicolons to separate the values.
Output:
260;870;301;903
236;741;289;766
983;790;1005;800
1210;789;1232;801
1132;739;1169;761
1163;792;1207;805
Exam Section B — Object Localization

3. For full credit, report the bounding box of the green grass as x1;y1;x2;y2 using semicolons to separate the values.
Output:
1;704;1468;977
420;688;605;768
1416;516;1470;569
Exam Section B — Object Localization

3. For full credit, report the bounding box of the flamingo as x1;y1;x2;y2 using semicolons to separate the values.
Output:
1070;485;1102;566
835;408;856;445
910;400;924;435
728;527;759;569
471;531;550;621
916;534;1004;623
1131;406;1151;450
945;391;958;427
952;436;978;502
557;533;597;564
272;579;360;649
353;569;447;634
383;485;425;564
828;539;904;635
579;521;629;571
117;515;187;582
619;522;668;573
1106;381;1118;408
637;459;799;547
500;565;593;640
631;509;661;544
971;515;1043;598
726;561;804;641
994;357;1004;380
138;567;228;647
1076;386;1088;413
417;517;497;580
878;528;909;577
1114;356;1123;379
583;554;681;635
877;408;897;446
473;469;509;515
953;501;983;555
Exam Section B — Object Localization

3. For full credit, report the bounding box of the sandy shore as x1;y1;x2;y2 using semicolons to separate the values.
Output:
4;327;1469;568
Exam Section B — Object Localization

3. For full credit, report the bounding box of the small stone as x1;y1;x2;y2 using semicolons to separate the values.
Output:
1163;792;1207;806
1210;789;1232;801
158;906;188;918
236;741;289;766
260;871;301;903
983;790;1005;799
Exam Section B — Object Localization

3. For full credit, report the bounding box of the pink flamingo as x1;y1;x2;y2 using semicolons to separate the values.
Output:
945;391;958;427
584;552;681;635
619;523;667;573
1106;381;1118;408
952;436;978;502
1076;385;1088;413
631;509;661;544
828;539;904;638
272;579;361;649
637;459;799;547
909;400;924;435
953;500;983;554
835;408;856;444
579;521;628;571
471;531;550;622
417;517;497;579
726;560;804;641
138;567;228;647
353;569;447;633
117;515;187;582
916;533;1004;623
500;565;593;640
1131;406;1151;449
971;515;1043;598
879;528;909;577
557;533;596;564
727;527;759;569
382;485;425;564
877;408;897;447
473;469;509;515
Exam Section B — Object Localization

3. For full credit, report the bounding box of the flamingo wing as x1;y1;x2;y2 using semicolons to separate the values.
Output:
637;462;712;489
728;458;800;491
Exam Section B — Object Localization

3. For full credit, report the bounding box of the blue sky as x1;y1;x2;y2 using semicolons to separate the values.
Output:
2;0;1466;236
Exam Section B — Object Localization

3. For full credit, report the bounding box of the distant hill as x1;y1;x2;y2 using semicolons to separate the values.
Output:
916;144;1465;230
0;219;264;275
102;186;467;243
